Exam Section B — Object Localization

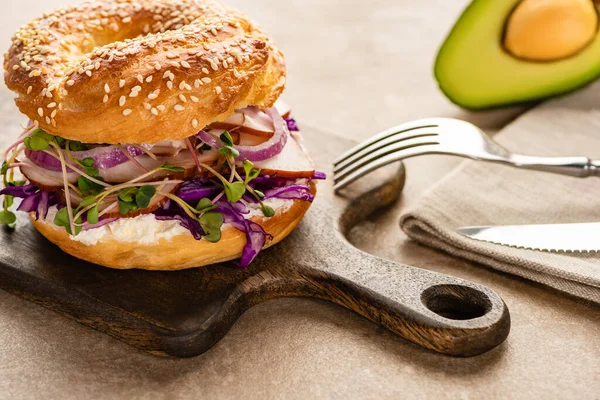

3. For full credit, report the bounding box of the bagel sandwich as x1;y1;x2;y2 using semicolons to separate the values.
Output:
1;0;324;270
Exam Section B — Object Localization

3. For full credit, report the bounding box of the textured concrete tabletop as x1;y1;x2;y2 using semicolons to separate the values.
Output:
1;0;599;399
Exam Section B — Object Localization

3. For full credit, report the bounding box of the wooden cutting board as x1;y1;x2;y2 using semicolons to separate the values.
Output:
0;125;510;357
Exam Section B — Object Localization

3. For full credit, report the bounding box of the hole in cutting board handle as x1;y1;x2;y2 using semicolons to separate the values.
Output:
421;284;492;320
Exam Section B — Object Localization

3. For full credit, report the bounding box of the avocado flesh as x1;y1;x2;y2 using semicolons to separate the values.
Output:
435;0;600;109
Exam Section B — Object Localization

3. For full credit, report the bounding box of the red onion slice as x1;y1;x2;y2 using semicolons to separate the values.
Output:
197;107;288;162
25;145;145;172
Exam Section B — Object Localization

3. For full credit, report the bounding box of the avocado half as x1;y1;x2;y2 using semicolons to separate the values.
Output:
435;0;600;109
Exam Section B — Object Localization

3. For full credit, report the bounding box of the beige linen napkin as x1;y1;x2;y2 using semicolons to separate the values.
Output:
400;84;600;304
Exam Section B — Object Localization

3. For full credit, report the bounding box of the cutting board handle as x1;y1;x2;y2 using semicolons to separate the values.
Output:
291;250;510;357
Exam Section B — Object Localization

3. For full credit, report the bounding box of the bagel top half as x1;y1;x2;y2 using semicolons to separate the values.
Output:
4;0;286;144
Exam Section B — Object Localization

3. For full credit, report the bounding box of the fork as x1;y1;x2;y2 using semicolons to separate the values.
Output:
333;117;600;191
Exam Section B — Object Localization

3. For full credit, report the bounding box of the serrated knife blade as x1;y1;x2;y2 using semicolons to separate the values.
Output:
456;222;600;252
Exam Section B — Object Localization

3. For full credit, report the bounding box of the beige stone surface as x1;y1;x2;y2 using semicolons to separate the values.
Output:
0;0;598;399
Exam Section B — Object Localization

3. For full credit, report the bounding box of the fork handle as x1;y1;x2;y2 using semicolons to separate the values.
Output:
491;154;600;178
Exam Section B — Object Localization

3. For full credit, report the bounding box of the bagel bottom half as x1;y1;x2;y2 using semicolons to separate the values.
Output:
30;182;316;270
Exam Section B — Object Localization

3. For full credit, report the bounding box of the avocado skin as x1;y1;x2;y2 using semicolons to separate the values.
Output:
434;0;600;110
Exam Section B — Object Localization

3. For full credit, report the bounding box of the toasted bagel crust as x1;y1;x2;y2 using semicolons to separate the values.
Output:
30;182;315;270
4;0;286;144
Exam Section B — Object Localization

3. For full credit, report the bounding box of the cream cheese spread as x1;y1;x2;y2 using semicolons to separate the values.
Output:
47;197;295;246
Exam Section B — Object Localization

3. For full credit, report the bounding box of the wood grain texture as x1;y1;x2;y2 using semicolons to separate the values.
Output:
0;126;509;357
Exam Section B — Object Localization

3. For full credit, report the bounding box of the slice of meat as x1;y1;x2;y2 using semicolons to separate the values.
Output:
102;182;180;219
274;99;292;118
249;133;316;178
62;182;180;219
22;148;220;189
20;160;79;190
208;110;275;137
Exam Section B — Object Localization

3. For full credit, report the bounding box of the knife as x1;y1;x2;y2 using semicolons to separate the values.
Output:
457;222;600;252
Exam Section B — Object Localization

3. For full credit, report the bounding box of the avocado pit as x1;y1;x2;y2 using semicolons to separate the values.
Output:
504;0;598;61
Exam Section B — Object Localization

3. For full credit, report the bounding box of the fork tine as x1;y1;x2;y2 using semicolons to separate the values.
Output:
333;129;439;174
333;118;441;166
334;136;439;183
333;144;438;191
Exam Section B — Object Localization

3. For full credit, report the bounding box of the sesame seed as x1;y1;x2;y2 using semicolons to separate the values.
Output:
33;120;39;128
215;86;222;94
151;108;159;116
166;81;173;90
51;110;57;118
119;80;125;88
104;83;110;93
27;86;33;94
45;116;51;124
51;119;56;128
122;17;131;23
67;80;75;86
85;70;92;77
153;62;161;71
192;119;198;128
143;102;151;110
210;61;218;71
37;108;44;117
174;105;184;112
119;96;126;106
12;65;19;71
179;94;187;102
190;96;199;103
103;94;109;103
169;61;181;68
201;77;211;84
122;109;132;116
157;105;166;112
47;102;56;108
202;67;209;74
179;81;186;90
194;79;202;88
181;60;191;69
147;93;158;100
137;75;143;84
146;76;153;83
162;71;171;79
